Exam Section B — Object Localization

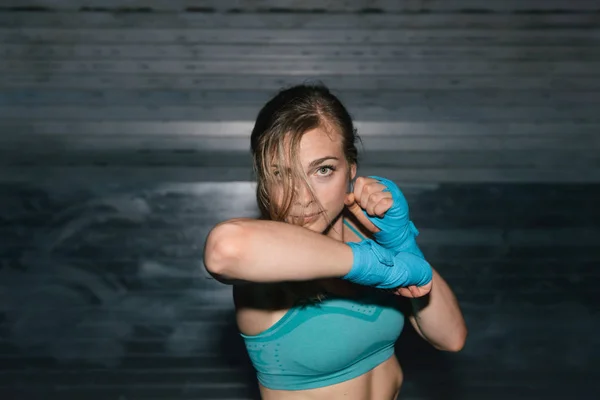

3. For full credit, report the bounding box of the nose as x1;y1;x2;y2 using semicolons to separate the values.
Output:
294;182;313;206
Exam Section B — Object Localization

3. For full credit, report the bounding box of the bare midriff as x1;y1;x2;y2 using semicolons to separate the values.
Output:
259;356;403;400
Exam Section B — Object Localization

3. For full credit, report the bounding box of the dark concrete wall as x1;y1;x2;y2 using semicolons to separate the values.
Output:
0;1;599;399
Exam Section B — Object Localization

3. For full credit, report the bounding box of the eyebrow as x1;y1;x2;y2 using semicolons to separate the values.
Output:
272;156;339;170
308;156;339;168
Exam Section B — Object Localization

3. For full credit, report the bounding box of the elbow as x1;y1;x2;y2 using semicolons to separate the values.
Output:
203;220;247;282
441;324;468;353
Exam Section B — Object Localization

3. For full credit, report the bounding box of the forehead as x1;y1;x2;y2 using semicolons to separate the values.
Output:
298;127;343;158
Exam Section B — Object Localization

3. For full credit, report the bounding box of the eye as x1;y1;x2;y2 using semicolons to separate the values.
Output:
316;165;336;176
272;170;283;181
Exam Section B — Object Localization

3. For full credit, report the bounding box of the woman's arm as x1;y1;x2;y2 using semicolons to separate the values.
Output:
407;268;468;352
344;177;466;350
203;218;353;284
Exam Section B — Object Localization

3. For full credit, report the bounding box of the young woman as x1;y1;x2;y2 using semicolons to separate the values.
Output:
204;84;467;399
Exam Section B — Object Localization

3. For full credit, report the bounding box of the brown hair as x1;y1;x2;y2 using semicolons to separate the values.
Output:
250;83;361;224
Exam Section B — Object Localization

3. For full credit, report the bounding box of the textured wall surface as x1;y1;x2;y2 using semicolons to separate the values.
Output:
0;1;599;399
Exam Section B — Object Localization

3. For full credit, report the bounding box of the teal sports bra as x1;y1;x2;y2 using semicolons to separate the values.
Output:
240;220;405;391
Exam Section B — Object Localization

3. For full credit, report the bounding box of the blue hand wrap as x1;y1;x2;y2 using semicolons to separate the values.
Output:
365;176;423;258
344;240;432;289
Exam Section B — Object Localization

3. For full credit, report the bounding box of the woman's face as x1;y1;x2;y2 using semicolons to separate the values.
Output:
273;127;356;234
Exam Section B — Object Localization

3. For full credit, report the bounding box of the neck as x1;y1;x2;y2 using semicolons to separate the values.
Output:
324;213;346;242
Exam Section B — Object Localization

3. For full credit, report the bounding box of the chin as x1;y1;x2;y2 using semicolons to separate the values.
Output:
303;217;325;229
294;214;325;231
314;211;343;234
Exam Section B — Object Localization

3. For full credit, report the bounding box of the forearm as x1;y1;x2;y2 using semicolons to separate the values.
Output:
203;218;353;283
409;269;467;352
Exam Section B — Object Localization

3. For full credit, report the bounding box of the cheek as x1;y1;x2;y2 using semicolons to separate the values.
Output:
314;174;348;207
270;186;283;205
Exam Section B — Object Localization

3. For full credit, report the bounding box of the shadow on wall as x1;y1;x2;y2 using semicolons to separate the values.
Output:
0;182;258;390
396;323;464;399
3;181;598;399
218;313;262;400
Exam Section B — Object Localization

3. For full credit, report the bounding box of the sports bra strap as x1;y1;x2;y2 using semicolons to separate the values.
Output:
343;219;367;241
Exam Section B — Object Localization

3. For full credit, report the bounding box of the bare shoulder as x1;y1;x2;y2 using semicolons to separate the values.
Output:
233;283;293;336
